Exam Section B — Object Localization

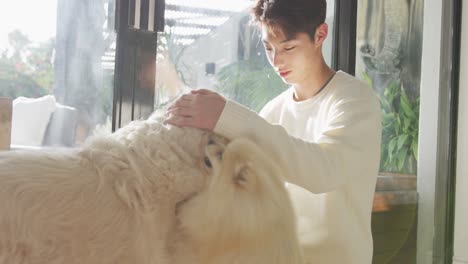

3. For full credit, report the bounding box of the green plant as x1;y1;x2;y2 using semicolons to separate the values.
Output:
0;30;54;99
215;59;288;112
364;73;420;174
0;60;48;98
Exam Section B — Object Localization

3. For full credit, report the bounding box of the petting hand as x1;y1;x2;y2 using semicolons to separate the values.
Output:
165;89;226;131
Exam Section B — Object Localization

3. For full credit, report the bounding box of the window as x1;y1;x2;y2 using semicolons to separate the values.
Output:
154;0;335;112
0;0;116;148
355;1;422;262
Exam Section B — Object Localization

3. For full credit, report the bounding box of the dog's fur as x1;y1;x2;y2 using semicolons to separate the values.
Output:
172;136;305;264
0;118;210;264
0;115;304;264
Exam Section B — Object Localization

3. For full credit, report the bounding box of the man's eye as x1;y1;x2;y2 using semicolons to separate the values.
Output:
285;46;296;51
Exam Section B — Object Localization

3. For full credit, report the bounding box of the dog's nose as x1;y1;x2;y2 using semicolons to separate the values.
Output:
208;139;216;145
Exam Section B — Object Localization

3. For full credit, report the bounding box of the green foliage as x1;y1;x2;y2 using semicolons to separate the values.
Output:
215;59;287;112
0;30;54;99
0;60;48;98
25;39;55;90
363;73;420;174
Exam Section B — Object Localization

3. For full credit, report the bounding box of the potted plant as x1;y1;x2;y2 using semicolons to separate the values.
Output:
378;80;419;175
361;73;420;175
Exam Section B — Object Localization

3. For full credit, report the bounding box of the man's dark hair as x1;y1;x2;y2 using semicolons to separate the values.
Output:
251;0;327;40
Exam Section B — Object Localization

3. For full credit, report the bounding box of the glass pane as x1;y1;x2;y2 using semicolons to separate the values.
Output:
0;0;116;148
155;0;335;112
355;0;423;263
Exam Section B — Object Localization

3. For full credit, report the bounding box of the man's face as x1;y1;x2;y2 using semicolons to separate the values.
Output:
261;26;322;85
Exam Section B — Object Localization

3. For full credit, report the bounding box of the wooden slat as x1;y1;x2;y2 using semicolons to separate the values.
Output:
140;0;150;30
375;174;417;191
0;98;12;150
373;191;418;212
128;0;136;27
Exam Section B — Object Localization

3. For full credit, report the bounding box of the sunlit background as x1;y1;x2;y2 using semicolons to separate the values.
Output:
0;0;57;49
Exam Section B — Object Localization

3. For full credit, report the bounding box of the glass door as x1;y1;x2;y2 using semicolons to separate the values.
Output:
154;0;335;111
355;0;459;263
355;1;422;262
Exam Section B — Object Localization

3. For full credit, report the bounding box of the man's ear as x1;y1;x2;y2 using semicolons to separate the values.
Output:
315;23;329;46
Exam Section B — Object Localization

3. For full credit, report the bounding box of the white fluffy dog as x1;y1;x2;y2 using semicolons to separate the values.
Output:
0;117;210;264
172;136;305;264
0;116;304;264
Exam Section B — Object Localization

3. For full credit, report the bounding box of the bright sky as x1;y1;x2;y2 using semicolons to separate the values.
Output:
0;0;57;49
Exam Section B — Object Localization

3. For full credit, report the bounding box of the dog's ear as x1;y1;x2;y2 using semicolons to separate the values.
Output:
222;138;265;192
232;161;257;191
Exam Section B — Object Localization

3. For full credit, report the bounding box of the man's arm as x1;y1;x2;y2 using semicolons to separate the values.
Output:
166;88;381;194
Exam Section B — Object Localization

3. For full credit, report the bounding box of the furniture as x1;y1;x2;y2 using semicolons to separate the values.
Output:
11;95;78;148
0;97;12;150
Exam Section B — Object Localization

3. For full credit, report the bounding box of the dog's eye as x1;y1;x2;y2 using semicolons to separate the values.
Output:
204;157;212;168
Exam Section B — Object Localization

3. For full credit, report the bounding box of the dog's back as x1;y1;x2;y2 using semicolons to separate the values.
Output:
0;149;170;264
0;120;209;264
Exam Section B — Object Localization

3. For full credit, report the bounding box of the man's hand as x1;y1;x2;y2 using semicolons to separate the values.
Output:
165;89;226;131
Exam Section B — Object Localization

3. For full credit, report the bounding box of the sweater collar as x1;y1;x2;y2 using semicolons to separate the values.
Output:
286;71;342;112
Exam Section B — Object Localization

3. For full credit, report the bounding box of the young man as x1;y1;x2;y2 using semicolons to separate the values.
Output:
166;0;381;263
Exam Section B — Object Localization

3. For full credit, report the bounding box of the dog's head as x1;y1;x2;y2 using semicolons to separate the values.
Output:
110;113;210;168
178;136;295;244
93;113;218;209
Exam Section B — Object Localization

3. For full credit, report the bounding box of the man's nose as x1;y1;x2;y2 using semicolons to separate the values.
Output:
272;51;284;68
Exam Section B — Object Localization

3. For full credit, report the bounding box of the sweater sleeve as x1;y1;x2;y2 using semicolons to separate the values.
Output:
214;94;381;194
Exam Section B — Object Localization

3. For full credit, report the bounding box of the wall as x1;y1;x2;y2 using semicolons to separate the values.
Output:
453;3;468;264
417;0;443;262
178;13;243;89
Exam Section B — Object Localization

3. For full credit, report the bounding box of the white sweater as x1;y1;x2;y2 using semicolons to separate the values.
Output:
214;71;381;264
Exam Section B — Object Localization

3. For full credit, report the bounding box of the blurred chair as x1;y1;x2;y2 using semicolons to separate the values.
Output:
11;95;78;148
43;103;78;147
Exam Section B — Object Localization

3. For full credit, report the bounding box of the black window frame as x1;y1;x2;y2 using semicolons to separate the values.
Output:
112;0;164;130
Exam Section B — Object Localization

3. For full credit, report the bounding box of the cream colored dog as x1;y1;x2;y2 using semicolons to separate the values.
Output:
171;136;305;264
0;118;210;264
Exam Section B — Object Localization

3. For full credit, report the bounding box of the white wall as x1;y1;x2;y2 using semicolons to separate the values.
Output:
178;13;243;89
417;0;443;262
453;3;468;264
